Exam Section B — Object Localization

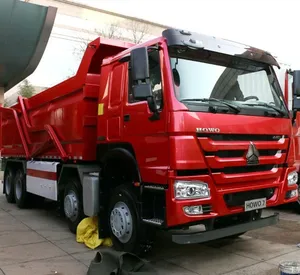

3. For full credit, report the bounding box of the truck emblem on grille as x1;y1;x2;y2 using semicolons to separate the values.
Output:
196;127;220;133
246;142;259;165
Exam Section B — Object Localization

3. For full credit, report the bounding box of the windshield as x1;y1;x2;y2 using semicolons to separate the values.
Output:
169;50;288;117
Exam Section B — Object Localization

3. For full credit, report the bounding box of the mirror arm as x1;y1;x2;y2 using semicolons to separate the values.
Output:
291;109;297;125
147;97;160;121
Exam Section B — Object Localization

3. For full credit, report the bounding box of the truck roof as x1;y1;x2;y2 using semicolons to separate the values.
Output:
162;29;279;67
106;28;279;68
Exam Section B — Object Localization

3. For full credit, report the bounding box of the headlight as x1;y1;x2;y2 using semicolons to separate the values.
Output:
288;171;298;186
174;181;210;199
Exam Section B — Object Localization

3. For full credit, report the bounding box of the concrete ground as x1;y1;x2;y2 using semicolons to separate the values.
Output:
0;180;299;275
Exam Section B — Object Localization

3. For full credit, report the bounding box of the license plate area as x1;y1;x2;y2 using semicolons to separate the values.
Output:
244;198;266;212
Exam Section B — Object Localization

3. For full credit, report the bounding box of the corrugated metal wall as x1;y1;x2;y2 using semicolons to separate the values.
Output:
238;71;273;103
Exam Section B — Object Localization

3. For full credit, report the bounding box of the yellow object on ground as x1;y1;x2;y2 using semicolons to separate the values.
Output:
76;216;112;249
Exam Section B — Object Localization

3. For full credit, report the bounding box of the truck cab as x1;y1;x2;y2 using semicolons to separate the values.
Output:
95;29;298;250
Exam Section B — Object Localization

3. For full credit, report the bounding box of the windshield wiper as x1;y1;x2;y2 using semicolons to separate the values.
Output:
243;102;286;116
180;98;241;113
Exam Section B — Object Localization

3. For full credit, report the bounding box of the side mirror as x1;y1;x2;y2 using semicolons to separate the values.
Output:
293;70;300;97
293;70;300;109
130;47;152;100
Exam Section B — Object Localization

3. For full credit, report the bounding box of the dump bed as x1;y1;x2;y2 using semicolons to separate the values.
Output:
0;38;133;161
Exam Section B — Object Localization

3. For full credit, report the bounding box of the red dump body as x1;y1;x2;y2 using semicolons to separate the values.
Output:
0;38;134;161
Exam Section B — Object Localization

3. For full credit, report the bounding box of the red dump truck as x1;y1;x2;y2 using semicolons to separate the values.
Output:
1;28;299;254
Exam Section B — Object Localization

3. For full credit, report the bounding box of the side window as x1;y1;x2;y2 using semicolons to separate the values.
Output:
128;49;163;109
110;63;124;107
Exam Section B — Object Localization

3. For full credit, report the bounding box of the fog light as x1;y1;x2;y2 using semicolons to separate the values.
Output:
286;189;298;199
183;205;203;215
288;171;298;186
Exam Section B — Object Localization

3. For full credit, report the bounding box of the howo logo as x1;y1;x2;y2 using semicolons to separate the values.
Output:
196;128;221;133
246;142;259;165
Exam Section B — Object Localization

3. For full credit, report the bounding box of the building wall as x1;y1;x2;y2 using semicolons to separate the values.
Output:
4;0;169;104
27;0;168;47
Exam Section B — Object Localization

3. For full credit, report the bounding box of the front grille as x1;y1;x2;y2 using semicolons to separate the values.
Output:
176;169;209;176
202;205;212;214
205;149;284;158
197;133;289;182
224;188;275;207
197;133;286;141
212;164;281;174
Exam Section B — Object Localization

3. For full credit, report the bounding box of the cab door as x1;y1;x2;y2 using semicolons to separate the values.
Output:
122;47;169;184
107;63;125;141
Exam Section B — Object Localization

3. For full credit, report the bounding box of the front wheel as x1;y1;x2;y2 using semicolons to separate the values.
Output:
108;185;154;255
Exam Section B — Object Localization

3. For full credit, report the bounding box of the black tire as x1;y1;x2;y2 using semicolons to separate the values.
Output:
14;169;30;209
108;184;154;255
4;167;15;203
63;178;85;234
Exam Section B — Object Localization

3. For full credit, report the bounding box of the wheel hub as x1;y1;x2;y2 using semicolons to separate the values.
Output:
110;202;133;243
64;191;79;222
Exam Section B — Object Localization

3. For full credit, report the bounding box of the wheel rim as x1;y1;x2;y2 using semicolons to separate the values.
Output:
5;174;11;195
15;178;22;200
64;190;79;222
110;201;133;243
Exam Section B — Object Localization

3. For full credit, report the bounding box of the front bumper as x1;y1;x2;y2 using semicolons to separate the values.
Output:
166;167;298;227
172;212;279;244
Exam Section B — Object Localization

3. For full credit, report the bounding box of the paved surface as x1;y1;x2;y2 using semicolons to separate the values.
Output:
0;180;299;275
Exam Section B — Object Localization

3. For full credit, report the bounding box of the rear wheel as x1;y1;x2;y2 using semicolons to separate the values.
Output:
108;184;154;255
14;169;30;208
4;167;15;203
63;178;84;234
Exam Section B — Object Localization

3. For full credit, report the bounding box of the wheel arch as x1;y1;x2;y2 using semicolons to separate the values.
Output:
100;147;142;184
97;146;141;240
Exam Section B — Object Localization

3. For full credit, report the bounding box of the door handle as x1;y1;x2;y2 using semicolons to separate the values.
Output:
124;114;130;122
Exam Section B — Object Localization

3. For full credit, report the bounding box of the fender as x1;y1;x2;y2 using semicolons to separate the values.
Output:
101;147;141;183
